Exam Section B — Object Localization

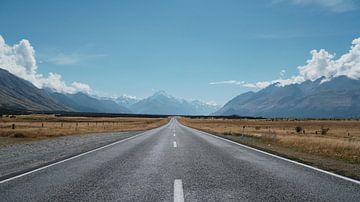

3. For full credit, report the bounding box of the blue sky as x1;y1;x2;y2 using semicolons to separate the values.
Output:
1;0;360;104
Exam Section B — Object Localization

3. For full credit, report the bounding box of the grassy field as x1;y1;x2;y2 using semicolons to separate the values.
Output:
179;117;360;180
0;114;169;141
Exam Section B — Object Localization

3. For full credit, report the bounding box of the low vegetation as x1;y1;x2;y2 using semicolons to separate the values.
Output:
0;114;169;139
179;117;360;180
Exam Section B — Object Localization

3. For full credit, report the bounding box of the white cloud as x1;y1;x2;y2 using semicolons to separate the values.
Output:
273;0;358;12
48;53;80;65
274;37;360;86
209;80;271;89
0;35;91;94
209;80;245;85
46;52;106;66
243;81;272;88
211;37;360;89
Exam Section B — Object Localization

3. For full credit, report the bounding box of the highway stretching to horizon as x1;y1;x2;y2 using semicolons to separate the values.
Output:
0;118;359;201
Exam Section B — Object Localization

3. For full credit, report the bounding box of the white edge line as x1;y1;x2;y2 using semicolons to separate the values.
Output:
0;130;155;184
174;179;185;202
0;117;173;184
179;123;360;185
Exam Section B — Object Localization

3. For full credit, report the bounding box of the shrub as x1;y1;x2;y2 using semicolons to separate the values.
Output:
295;126;303;133
321;127;330;135
223;132;233;136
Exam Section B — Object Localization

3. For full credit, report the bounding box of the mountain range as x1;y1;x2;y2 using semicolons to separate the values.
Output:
115;95;140;108
50;92;131;113
214;76;360;118
0;68;69;112
129;91;220;115
0;68;219;115
4;66;360;118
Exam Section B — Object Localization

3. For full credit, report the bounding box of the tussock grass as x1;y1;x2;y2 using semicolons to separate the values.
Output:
179;118;360;164
0;115;169;138
277;136;360;163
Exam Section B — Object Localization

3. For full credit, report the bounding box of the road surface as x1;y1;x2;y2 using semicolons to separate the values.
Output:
1;118;359;201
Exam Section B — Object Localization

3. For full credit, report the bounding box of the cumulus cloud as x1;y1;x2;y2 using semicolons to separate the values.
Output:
276;37;360;85
273;0;358;12
211;37;360;89
0;35;91;94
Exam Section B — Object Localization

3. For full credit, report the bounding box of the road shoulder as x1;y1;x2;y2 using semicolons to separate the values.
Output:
0;131;142;179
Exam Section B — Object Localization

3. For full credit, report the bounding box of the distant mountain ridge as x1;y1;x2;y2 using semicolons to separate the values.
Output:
51;92;131;113
0;68;70;112
215;76;360;118
0;68;219;115
115;95;140;108
0;68;131;113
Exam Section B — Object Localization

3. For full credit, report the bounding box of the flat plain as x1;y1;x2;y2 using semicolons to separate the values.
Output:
179;117;360;180
0;115;169;146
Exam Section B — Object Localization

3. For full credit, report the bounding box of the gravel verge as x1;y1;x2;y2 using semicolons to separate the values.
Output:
0;131;142;179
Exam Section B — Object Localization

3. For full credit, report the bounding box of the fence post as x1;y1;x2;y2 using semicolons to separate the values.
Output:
12;124;15;130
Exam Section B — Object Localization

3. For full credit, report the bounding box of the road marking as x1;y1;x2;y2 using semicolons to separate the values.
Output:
180;124;360;185
174;179;184;202
174;133;176;137
173;141;177;148
0;132;147;184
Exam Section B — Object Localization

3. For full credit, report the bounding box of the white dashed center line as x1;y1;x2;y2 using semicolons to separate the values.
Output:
174;179;184;202
173;141;177;148
174;133;176;137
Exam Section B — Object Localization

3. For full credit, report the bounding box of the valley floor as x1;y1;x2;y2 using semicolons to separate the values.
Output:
0;115;169;141
1;118;359;201
179;117;360;180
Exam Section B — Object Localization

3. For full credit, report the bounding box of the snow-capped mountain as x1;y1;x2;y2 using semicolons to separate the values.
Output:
129;90;220;115
0;69;219;115
115;95;140;108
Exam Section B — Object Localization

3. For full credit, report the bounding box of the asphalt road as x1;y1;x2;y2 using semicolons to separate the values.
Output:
1;118;359;201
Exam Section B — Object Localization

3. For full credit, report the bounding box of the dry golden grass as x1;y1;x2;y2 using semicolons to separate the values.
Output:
0;114;169;138
179;118;360;164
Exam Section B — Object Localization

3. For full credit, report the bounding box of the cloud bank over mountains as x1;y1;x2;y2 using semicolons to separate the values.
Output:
0;36;91;94
3;34;360;104
211;37;360;89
